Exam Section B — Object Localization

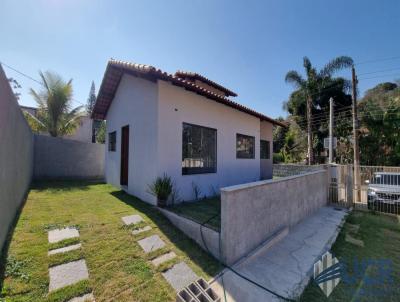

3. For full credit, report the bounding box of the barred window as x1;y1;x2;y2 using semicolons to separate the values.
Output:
260;140;270;159
236;134;255;159
182;123;217;175
108;131;116;151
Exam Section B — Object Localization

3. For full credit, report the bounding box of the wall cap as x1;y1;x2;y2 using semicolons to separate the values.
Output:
220;169;326;193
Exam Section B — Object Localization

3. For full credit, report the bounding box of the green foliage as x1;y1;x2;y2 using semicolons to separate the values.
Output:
29;71;83;137
4;256;30;281
86;81;96;115
148;173;173;201
283;56;353;163
95;120;106;143
359;83;400;166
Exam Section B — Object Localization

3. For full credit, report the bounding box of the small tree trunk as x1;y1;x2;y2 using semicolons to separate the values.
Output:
307;96;313;165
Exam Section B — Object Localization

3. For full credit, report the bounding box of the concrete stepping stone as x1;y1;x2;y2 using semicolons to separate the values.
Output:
67;293;95;302
122;214;143;226
49;259;89;292
345;233;364;247
132;226;152;235
347;223;360;234
151;251;177;266
48;243;82;256
162;262;198;291
48;227;79;243
138;235;166;253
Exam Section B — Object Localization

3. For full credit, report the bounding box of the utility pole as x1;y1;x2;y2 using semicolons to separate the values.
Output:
307;95;313;165
329;97;334;164
352;66;360;203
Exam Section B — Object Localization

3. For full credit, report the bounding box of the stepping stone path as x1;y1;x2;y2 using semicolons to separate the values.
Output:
345;233;365;247
122;214;143;226
138;235;166;253
122;213;199;292
48;243;82;255
47;227;95;301
67;293;95;302
48;227;80;243
151;251;176;266
49;259;89;292
132;226;152;235
162;262;198;291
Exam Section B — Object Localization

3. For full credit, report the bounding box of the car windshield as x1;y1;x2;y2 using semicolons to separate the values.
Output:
371;174;400;186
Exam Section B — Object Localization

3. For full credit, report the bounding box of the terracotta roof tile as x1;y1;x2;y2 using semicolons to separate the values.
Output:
92;59;286;127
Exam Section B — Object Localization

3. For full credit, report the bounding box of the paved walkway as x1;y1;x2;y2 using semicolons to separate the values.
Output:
210;206;347;302
122;214;198;291
47;227;95;301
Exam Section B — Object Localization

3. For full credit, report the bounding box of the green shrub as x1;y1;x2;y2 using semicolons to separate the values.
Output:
148;174;173;206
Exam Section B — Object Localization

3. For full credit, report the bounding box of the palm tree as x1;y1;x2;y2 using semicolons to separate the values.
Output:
285;56;353;164
28;71;83;137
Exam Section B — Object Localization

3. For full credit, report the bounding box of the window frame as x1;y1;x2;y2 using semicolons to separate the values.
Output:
260;140;270;160
236;133;255;159
182;122;217;175
108;131;116;152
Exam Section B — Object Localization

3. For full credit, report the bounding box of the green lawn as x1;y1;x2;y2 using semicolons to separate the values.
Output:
300;210;400;302
167;198;221;231
0;181;222;302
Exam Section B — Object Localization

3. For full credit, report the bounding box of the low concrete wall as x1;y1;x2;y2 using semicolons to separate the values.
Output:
0;65;34;253
33;135;105;180
273;164;325;177
220;169;328;265
159;208;220;259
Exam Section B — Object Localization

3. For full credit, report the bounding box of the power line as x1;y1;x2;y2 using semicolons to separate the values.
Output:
355;56;400;66
358;67;400;76
0;61;86;107
358;73;400;81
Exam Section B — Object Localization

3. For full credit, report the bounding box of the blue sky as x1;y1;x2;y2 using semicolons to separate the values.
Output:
1;0;399;118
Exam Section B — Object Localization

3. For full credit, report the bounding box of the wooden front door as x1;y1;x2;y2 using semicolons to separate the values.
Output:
120;125;129;186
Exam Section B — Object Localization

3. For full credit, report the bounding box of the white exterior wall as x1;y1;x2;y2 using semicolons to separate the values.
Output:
260;121;273;179
105;74;158;204
64;116;93;143
157;80;262;201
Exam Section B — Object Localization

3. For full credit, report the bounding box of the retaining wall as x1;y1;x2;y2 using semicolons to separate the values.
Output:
159;208;220;259
0;65;34;253
220;169;328;265
33;135;105;180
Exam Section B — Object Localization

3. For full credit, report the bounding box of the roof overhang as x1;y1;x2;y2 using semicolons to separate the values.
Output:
92;59;287;128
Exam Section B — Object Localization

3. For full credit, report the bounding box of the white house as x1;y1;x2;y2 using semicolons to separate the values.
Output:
92;59;285;205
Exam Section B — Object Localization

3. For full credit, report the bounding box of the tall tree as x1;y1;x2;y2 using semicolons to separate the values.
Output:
284;56;353;164
28;71;83;137
358;82;400;165
86;81;96;115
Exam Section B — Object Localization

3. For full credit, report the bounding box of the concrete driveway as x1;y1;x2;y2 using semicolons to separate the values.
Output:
210;206;347;301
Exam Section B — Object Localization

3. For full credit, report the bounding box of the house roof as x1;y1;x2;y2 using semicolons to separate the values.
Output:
174;70;237;97
92;59;286;127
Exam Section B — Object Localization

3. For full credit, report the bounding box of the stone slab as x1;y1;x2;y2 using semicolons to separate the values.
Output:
162;262;198;291
137;235;166;253
121;214;143;226
132;226;152;235
345;233;364;247
48;243;82;256
67;293;95;302
48;227;80;243
49;259;89;292
151;251;177;266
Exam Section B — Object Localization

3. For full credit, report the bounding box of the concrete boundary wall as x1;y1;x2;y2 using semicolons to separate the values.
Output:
0;65;34;253
220;170;328;265
33;135;105;180
159;208;220;259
